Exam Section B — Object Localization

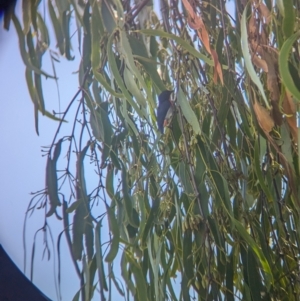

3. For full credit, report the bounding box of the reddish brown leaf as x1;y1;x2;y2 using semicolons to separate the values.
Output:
248;13;264;55
182;0;194;17
264;53;282;125
182;0;211;54
257;3;271;24
182;0;223;85
253;101;274;133
248;15;257;37
194;19;211;55
187;16;201;30
252;55;268;72
211;49;223;85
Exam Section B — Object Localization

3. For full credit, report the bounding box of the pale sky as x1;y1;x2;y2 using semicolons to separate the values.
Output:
0;2;82;300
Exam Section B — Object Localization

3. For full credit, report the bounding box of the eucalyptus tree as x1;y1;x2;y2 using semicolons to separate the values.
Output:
4;0;300;300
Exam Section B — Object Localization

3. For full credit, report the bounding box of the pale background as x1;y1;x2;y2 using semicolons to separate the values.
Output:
0;2;81;300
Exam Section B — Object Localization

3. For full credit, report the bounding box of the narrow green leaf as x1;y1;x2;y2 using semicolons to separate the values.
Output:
281;123;294;167
82;3;91;72
279;31;300;101
89;102;112;166
72;201;85;260
105;204;120;262
139;29;218;67
178;162;194;195
194;145;206;185
141;198;160;246
12;14;56;78
34;102;39;135
30;0;37;32
126;252;149;301
62;11;74;60
110;149;121;170
55;0;69;14
91;103;112;146
247;248;262;301
85;218;94;262
46;145;61;217
226;249;234;301
120;162;137;227
25;67;40;133
72;202;87;260
210;171;233;216
276;0;284;15
91;2;121;97
121;252;136;294
26;29;38;67
72;289;80;301
198;182;210;218
183;229;194;281
25;67;36;101
147;235;163;301
232;218;273;290
120;98;139;137
65;200;81;213
128;35;165;93
77;143;90;194
136;187;147;238
108;263;125;296
92;79;102;104
69;0;84;27
110;0;124;24
207;216;223;248
48;0;64;55
106;165;114;200
282;0;295;38
120;30;151;104
90;110;104;142
37;13;50;47
123;67;147;107
107;32;148;123
72;144;90;260
101;0;116;34
44;110;67;122
95;220;108;292
82;256;90;299
53;138;63;161
182;272;191;301
22;0;32;34
34;73;45;114
254;138;273;202
177;87;201;135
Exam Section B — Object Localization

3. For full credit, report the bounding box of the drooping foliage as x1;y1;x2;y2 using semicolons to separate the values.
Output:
4;0;300;300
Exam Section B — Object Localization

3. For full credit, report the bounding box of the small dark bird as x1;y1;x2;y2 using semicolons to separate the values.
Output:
157;90;174;134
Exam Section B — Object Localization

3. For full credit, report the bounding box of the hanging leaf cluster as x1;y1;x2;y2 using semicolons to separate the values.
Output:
4;0;300;300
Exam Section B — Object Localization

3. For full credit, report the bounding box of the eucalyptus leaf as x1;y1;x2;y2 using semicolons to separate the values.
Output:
177;88;201;135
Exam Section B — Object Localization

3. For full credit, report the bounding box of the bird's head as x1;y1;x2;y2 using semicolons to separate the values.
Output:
158;90;173;103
